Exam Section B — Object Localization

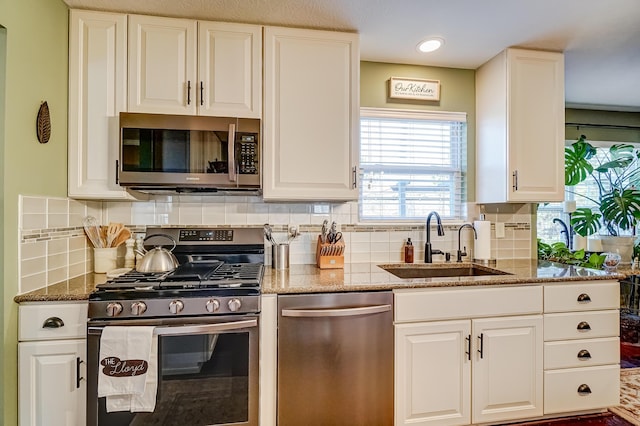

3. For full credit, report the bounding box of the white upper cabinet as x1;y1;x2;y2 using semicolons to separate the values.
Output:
128;15;197;114
128;15;261;118
476;48;565;203
263;26;359;201
198;22;261;118
68;9;133;199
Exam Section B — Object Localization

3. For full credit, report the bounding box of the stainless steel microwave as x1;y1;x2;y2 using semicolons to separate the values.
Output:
117;113;261;194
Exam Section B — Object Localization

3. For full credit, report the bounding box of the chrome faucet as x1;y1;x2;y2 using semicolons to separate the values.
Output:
456;223;477;262
425;211;445;263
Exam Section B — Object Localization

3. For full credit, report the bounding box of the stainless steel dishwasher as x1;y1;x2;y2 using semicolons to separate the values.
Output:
277;291;394;426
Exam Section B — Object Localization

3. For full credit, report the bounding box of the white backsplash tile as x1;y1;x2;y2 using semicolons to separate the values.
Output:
18;194;534;292
22;214;46;230
179;203;203;225
47;198;69;215
21;272;47;294
104;202;133;224
21;240;46;259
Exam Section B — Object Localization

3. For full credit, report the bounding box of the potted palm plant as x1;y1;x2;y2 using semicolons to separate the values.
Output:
564;135;640;263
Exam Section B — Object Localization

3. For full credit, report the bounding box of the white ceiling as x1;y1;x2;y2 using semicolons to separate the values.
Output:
63;0;640;111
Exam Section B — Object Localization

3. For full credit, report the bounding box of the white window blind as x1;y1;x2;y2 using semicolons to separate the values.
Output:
359;108;467;221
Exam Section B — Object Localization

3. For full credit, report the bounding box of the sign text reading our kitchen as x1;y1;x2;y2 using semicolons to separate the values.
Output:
389;77;440;101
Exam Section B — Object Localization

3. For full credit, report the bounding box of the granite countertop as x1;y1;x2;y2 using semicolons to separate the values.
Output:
14;273;107;303
262;259;625;294
14;259;627;303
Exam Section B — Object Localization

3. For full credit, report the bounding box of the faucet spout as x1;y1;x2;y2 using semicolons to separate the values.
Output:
425;211;445;263
553;218;570;248
456;223;477;262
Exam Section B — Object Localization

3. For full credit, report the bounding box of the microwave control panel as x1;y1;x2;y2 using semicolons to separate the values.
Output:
238;135;258;174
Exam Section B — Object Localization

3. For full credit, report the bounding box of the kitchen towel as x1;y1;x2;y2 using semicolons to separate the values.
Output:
473;220;492;260
98;326;158;412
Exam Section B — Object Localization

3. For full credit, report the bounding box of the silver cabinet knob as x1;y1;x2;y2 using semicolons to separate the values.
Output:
169;300;184;314
227;298;242;312
106;303;123;317
206;299;220;313
131;301;147;316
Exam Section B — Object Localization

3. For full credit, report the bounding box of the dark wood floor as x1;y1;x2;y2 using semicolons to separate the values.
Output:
509;412;634;425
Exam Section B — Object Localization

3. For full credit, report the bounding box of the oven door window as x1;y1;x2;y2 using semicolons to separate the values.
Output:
97;330;254;426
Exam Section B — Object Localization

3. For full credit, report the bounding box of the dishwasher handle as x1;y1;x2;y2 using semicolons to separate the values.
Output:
281;304;391;318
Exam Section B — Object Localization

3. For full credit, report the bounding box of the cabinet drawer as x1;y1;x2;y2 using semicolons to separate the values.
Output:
544;310;619;341
544;337;619;369
394;285;542;323
544;365;620;414
544;281;619;313
19;302;88;341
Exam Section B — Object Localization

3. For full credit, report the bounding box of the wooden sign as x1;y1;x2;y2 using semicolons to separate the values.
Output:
389;77;440;101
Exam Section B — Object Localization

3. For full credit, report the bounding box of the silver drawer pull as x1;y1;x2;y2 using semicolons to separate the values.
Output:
577;293;591;303
42;317;64;328
577;321;591;331
577;384;592;395
577;349;591;360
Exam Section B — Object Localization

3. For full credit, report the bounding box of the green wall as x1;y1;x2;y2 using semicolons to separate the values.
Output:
0;0;69;423
565;108;640;143
360;61;477;200
0;24;6;424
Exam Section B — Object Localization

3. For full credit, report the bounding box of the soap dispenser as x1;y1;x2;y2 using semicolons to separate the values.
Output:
404;238;414;263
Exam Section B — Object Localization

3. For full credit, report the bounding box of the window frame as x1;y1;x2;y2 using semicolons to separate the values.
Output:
358;107;468;223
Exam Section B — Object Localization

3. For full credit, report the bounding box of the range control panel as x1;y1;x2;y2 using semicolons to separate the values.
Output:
179;229;234;242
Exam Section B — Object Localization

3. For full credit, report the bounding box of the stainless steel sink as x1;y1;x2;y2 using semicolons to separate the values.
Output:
379;264;511;279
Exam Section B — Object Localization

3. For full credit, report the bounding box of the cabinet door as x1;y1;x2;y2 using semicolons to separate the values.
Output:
68;10;132;199
476;48;564;203
19;339;86;426
198;22;261;118
395;320;471;426
128;15;197;114
507;48;565;202
472;315;543;424
263;26;359;201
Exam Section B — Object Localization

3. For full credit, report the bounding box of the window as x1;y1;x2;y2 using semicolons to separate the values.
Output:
537;141;638;244
359;108;467;221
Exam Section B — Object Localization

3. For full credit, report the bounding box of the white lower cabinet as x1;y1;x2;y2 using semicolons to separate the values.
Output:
394;286;544;426
18;302;88;426
19;340;86;426
543;281;620;415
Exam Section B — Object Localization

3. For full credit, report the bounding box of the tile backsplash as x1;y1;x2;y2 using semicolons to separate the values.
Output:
18;194;532;294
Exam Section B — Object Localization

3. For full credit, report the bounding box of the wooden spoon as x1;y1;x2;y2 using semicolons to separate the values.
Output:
111;227;132;247
106;222;124;247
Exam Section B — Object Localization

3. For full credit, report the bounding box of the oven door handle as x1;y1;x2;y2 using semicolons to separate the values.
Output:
88;319;257;337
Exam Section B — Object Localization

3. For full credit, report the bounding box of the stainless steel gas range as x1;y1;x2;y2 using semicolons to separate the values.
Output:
86;227;264;426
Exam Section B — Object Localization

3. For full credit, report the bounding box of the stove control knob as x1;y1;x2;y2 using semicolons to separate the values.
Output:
227;298;242;312
169;300;184;315
131;301;147;316
206;299;220;313
106;302;123;317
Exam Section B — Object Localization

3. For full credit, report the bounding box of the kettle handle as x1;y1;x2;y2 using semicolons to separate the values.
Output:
143;234;177;252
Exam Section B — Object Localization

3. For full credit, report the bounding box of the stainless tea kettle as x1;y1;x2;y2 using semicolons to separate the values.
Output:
135;234;179;273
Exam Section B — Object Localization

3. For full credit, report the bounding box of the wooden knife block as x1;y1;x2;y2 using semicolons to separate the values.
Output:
316;235;345;269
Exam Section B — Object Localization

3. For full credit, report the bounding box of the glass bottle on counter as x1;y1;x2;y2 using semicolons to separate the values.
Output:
404;238;414;263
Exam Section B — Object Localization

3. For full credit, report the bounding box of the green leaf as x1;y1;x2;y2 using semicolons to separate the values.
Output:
570;207;602;237
600;188;640;231
565;141;595;186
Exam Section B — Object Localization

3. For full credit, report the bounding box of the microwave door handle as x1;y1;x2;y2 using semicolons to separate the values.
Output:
228;123;237;182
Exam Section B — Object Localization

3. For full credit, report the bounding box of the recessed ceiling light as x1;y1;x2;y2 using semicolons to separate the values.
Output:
417;38;444;53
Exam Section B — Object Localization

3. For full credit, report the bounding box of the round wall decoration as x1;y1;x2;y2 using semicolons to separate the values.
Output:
36;101;51;144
